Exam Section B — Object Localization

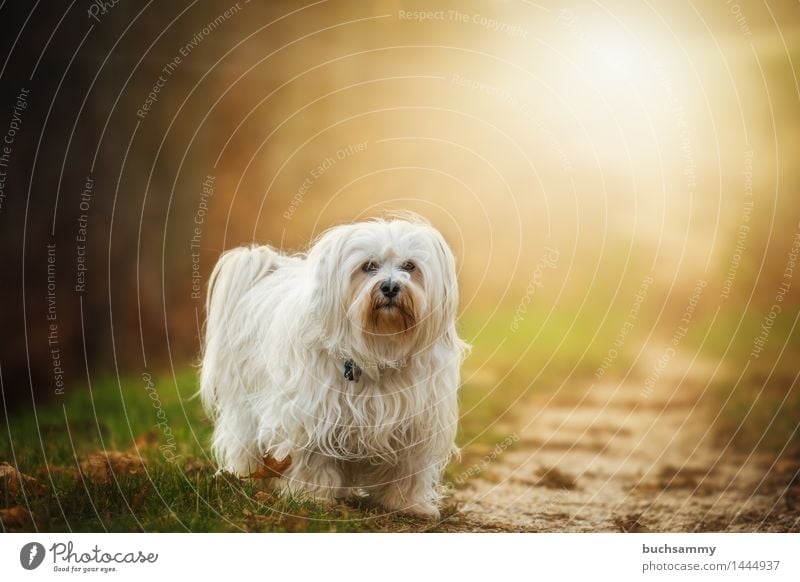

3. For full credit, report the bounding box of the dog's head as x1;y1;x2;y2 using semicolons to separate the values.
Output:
308;215;460;364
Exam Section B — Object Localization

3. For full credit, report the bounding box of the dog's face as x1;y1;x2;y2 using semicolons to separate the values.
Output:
352;251;422;337
309;218;459;363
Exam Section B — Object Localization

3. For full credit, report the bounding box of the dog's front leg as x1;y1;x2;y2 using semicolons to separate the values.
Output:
282;450;347;503
369;459;441;519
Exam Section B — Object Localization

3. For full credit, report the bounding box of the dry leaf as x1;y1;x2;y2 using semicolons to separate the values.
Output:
248;454;291;479
0;505;32;529
536;466;577;490
80;452;147;484
280;514;310;532
253;491;274;504
131;482;153;509
615;514;651;533
133;430;159;449
0;462;45;496
183;458;212;474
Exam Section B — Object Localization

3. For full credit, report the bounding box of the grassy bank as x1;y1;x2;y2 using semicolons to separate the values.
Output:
2;306;797;532
1;372;455;532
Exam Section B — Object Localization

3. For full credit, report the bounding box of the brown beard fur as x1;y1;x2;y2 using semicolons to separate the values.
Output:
362;283;417;337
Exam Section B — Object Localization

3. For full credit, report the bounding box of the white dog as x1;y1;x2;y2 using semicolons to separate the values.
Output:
200;216;468;518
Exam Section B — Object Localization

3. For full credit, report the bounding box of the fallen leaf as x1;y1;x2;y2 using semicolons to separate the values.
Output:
131;482;153;509
535;466;577;490
183;458;212;474
133;430;159;449
280;514;310;532
79;452;147;484
0;505;32;529
0;462;45;497
253;490;274;504
253;491;276;505
614;514;651;533
248;454;291;480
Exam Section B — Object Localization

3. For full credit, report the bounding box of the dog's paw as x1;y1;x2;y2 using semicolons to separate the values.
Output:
401;501;441;520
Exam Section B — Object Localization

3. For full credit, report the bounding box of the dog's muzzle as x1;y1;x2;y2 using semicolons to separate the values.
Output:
379;278;401;299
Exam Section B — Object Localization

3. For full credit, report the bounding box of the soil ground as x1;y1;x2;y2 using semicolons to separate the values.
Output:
442;353;800;532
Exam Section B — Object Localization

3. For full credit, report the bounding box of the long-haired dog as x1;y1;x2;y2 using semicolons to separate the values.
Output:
200;216;468;518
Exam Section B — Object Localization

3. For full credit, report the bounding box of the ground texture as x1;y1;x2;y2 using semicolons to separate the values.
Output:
443;355;800;532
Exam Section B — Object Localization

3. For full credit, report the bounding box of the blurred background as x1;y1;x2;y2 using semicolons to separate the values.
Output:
0;0;798;531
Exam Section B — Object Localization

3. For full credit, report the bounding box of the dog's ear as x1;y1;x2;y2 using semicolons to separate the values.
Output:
306;224;351;344
423;225;470;357
429;227;458;322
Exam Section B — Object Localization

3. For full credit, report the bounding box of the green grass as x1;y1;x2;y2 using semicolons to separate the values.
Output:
457;301;800;459
706;334;800;457
4;305;602;532
686;308;800;456
3;303;797;532
456;303;642;447
711;373;800;457
1;373;455;532
1;466;443;532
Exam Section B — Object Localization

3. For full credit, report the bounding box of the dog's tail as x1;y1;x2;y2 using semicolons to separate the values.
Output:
199;245;284;419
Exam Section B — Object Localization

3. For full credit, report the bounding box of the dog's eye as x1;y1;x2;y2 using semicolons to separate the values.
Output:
362;261;379;273
399;261;415;272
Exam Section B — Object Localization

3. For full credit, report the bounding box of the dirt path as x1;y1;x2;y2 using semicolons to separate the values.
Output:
446;353;800;532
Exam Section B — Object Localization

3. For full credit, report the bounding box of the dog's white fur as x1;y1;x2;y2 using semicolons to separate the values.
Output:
200;216;468;518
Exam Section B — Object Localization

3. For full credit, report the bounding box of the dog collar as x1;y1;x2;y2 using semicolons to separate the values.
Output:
343;359;362;382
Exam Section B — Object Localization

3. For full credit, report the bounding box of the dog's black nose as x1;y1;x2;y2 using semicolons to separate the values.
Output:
380;279;400;299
